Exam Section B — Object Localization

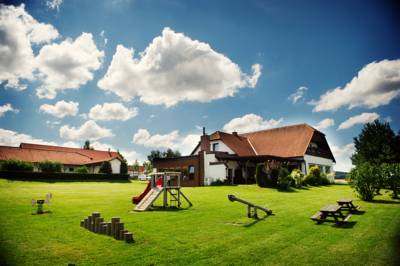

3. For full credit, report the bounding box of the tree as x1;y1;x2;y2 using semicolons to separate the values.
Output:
351;120;398;165
143;161;153;174
38;161;62;173
83;140;93;150
147;149;181;163
120;160;128;174
132;160;140;172
99;161;112;174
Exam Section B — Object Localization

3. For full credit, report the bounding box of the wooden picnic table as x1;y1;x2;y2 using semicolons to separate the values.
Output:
311;204;352;224
336;199;360;213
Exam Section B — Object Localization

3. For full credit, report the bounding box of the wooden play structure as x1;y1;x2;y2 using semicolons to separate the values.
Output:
80;212;134;243
228;194;272;219
133;172;192;211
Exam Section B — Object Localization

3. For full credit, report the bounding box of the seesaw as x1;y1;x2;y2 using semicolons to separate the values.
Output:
228;194;272;219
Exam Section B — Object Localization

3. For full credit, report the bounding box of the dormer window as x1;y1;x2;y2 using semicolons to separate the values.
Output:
212;143;219;152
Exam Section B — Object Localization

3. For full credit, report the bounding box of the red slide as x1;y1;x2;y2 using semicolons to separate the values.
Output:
132;177;163;204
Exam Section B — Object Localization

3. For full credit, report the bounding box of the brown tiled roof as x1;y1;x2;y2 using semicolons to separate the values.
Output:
240;124;316;158
210;131;256;156
0;143;123;165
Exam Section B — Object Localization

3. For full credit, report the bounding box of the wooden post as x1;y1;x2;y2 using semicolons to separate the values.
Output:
99;222;106;234
95;217;103;233
84;218;88;229
88;216;93;231
106;222;112;236
111;217;120;237
114;222;124;239
80;220;84;227
124;232;134;243
163;175;168;207
119;229;128;240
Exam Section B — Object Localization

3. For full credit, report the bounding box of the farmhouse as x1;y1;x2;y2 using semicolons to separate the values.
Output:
0;143;124;174
153;124;336;186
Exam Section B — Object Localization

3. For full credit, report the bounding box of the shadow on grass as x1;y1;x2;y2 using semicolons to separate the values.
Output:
394;225;400;266
143;206;192;212
277;187;298;193
371;199;400;205
313;220;357;229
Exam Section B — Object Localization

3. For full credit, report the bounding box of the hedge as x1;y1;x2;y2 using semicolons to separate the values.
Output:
0;171;129;182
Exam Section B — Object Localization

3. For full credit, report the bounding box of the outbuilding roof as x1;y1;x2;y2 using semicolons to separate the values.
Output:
0;143;123;165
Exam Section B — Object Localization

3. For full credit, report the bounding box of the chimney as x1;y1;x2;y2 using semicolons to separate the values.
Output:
232;131;238;136
108;148;111;156
200;127;210;152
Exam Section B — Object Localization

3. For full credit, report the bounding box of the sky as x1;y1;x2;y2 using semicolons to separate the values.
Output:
0;0;399;171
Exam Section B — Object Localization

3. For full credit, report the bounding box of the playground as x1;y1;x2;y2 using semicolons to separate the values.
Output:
0;179;399;265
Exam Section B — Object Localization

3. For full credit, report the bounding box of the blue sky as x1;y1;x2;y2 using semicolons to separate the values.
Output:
0;0;399;171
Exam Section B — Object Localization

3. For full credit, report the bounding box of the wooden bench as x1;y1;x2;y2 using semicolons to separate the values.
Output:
337;199;360;213
311;205;352;224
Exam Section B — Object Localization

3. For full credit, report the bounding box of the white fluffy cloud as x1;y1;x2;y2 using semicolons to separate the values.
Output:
36;32;104;99
288;86;308;104
0;103;19;117
338;112;380;130
59;120;113;141
223;114;283;134
0;4;59;90
40;100;79;118
98;27;262;107
131;128;199;155
314;118;334;131
311;59;400;112
132;129;179;148
88;102;138;121
46;0;63;12
0;128;58;146
331;143;355;172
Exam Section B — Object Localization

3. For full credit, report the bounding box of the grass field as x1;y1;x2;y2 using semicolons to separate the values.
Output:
0;179;399;266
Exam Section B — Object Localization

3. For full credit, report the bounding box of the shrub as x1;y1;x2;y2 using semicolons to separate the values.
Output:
304;166;320;186
38;161;62;173
120;160;128;174
268;168;280;187
380;163;400;199
1;159;34;172
277;167;293;189
255;163;268;187
99;161;112;174
348;163;378;201
76;166;89;173
210;179;225;186
1;160;33;172
319;173;331;185
290;168;304;188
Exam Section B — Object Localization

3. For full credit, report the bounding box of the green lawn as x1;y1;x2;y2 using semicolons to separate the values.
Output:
0;179;399;266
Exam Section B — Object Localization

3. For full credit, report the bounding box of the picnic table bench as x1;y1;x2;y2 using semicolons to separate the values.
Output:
311;204;352;224
336;199;360;213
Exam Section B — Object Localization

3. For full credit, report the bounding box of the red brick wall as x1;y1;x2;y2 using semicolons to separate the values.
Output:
153;155;203;186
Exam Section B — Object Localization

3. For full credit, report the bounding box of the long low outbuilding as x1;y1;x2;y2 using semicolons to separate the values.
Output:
0;143;124;174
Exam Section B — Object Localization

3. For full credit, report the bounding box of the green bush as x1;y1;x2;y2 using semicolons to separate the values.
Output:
210;179;226;186
99;161;112;174
290;168;304;188
76;166;89;173
304;166;330;186
0;171;129;181
120;160;128;174
277;167;293;189
255;163;268;187
380;163;400;199
268;168;280;187
1;159;34;172
348;163;378;201
38;161;62;173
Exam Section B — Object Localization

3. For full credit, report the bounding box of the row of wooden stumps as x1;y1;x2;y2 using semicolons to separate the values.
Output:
80;212;134;243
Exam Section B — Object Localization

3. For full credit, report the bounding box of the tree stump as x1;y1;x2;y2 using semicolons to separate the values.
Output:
84;218;89;229
114;223;124;239
119;229;128;240
106;222;112;236
95;217;104;233
124;232;134;243
111;217;120;236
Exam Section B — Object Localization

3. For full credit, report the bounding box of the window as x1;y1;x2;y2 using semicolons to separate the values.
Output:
325;166;331;173
212;143;219;151
188;165;195;180
69;167;74;172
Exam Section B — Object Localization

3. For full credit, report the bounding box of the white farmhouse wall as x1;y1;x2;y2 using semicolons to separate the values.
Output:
110;159;121;174
203;153;226;185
